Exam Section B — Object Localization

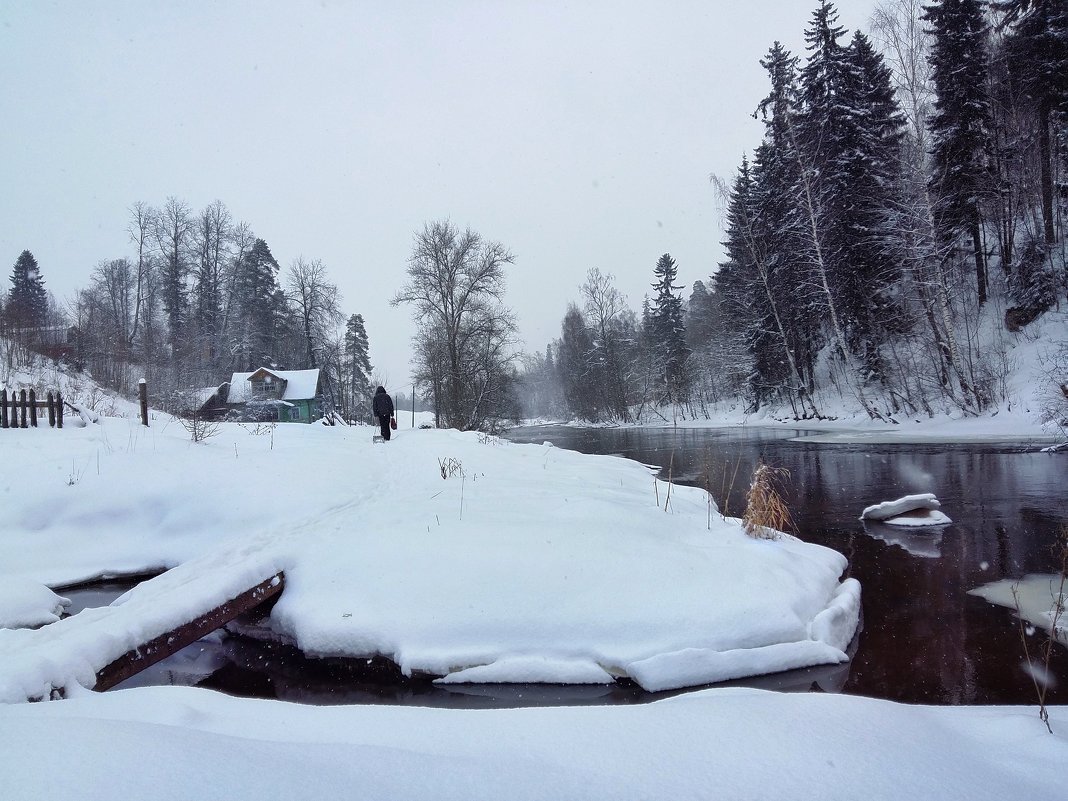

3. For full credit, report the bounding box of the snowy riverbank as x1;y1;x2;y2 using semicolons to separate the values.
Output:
547;401;1062;445
0;413;858;698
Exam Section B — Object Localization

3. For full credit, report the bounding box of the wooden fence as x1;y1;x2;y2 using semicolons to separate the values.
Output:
0;389;64;429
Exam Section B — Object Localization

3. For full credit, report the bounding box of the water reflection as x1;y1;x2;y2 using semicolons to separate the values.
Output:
505;425;1068;705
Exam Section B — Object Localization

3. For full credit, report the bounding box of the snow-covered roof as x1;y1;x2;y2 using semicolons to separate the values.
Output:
189;386;223;407
227;368;320;403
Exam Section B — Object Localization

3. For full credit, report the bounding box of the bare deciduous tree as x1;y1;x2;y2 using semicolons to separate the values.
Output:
286;257;343;370
393;220;517;430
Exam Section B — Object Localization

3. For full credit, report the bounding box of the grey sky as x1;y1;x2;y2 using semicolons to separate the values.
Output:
0;0;880;386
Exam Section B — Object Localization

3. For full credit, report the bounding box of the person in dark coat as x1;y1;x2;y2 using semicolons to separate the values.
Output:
372;385;395;440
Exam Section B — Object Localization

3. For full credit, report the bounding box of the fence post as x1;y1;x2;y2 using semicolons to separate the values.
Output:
47;392;56;428
56;392;64;429
29;389;37;427
0;388;6;429
139;379;149;427
19;389;27;428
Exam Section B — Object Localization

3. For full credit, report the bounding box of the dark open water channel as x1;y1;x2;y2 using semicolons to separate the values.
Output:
64;425;1067;706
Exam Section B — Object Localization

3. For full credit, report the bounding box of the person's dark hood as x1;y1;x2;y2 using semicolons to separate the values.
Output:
375;386;386;394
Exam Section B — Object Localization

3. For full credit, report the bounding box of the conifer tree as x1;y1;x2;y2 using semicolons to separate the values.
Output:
7;250;48;332
751;41;824;409
649;253;690;405
344;313;373;419
995;0;1068;249
922;0;995;304
231;238;285;369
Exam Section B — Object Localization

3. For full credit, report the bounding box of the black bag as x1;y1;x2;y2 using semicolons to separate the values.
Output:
390;417;397;430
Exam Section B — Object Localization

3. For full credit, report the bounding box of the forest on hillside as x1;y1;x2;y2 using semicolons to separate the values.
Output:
518;0;1068;428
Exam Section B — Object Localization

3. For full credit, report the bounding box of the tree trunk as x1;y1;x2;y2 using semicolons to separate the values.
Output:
1038;98;1056;247
971;213;988;305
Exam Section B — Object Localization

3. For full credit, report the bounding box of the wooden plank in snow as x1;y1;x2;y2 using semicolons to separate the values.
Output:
93;573;284;691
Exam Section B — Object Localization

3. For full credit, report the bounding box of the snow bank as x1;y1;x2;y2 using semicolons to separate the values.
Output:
0;685;1063;801
0;416;859;698
0;579;68;630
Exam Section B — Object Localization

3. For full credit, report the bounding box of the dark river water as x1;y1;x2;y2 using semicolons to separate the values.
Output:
64;425;1068;707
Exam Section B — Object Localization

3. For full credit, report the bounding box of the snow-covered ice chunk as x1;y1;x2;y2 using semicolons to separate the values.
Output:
860;493;951;527
969;574;1067;645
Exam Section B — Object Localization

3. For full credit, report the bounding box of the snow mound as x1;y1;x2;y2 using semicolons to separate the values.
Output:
0;579;69;630
860;493;952;527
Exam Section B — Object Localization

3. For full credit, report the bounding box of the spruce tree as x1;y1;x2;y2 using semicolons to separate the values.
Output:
344;313;373;419
231;238;284;369
923;0;995;304
649;253;690;405
995;0;1068;250
7;250;48;332
837;31;907;377
750;42;824;409
794;5;903;379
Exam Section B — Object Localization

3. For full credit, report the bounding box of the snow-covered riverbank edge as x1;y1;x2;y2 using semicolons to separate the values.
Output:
1;684;1063;801
531;402;1064;446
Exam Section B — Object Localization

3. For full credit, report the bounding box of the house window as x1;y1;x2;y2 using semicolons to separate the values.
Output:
251;378;275;396
290;407;301;421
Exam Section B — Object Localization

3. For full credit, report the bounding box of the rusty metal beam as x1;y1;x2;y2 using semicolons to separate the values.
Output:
94;573;284;692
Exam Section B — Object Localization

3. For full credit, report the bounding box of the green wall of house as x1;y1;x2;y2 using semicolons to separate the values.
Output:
281;399;319;423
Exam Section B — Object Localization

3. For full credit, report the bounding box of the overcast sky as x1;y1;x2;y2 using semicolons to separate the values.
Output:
0;0;882;387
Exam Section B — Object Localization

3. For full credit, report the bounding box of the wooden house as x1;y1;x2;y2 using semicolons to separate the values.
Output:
225;367;324;423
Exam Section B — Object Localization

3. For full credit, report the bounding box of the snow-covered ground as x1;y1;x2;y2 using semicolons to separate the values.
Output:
1;684;1063;801
0;378;1063;797
0;411;859;701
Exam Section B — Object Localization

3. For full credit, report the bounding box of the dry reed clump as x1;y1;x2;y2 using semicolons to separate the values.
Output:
438;457;464;479
742;463;793;540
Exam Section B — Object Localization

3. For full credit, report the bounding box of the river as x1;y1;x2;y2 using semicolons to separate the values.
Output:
504;424;1068;705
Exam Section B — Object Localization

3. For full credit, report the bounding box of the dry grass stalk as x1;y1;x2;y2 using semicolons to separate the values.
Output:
1014;525;1068;734
438;457;463;480
663;450;675;512
742;463;793;540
